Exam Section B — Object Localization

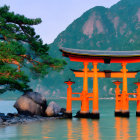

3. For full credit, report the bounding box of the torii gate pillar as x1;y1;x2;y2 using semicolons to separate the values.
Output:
64;80;75;118
113;81;122;116
91;62;100;119
121;63;129;117
77;62;90;118
135;82;140;116
80;62;89;114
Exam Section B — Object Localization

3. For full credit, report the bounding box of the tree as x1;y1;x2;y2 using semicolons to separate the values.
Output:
0;5;66;94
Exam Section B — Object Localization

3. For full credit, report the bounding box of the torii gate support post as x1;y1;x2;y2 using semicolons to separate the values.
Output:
64;80;75;118
113;81;122;117
78;62;90;118
121;63;129;117
91;62;100;119
135;82;140;117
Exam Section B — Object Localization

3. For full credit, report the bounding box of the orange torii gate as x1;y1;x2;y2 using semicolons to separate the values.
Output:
60;47;140;119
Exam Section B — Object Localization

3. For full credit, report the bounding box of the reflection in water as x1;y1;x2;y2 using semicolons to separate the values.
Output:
1;117;140;140
0;126;17;139
115;117;121;140
81;119;90;140
67;118;101;140
1;100;140;140
122;118;129;140
115;117;130;140
92;120;100;140
22;124;35;136
20;120;55;139
67;119;73;140
21;122;43;139
137;117;140;140
41;120;55;139
67;119;81;140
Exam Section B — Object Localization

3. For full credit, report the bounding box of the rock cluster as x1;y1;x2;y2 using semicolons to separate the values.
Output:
14;92;65;117
0;92;66;126
0;113;58;126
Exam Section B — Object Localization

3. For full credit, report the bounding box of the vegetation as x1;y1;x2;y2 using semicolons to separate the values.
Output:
0;5;66;94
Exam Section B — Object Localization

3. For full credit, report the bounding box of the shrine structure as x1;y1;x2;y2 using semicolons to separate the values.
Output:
60;47;140;119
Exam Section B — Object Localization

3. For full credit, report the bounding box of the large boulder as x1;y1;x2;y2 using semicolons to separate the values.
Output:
45;101;61;117
14;92;47;116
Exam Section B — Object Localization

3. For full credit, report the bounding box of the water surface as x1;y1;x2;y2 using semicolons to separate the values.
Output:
0;99;139;140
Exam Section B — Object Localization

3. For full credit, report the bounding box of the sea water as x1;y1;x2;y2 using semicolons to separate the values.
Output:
0;99;139;140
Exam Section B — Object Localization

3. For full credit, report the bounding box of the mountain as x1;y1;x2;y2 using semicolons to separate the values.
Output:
47;0;140;98
50;0;140;52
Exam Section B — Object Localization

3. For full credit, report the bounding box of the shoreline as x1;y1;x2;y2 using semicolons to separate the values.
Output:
0;113;64;127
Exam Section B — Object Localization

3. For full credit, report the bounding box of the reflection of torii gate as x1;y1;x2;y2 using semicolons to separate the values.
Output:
60;47;140;119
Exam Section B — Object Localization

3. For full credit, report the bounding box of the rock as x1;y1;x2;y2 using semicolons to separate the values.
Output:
57;108;66;116
9;118;19;124
24;92;47;107
0;113;5;117
7;113;19;117
14;96;43;116
0;113;6;121
14;92;47;116
45;101;61;117
60;108;66;114
0;118;3;123
0;111;65;126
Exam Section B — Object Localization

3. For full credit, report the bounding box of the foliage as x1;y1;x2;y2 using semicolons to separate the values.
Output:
0;5;66;94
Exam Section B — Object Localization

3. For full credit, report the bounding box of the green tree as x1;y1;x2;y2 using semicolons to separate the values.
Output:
0;5;66;94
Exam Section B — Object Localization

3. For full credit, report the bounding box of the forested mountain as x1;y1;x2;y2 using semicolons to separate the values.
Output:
51;0;140;52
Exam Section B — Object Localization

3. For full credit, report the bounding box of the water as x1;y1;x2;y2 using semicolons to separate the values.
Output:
0;99;139;140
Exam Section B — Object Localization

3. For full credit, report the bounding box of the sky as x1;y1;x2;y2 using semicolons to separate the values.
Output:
0;0;120;44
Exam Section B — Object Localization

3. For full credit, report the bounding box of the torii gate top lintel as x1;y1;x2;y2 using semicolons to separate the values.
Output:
60;47;140;63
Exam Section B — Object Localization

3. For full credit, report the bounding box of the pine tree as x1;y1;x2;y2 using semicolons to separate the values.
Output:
0;5;66;94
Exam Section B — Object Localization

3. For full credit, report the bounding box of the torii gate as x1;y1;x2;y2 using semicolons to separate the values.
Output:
60;47;140;119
